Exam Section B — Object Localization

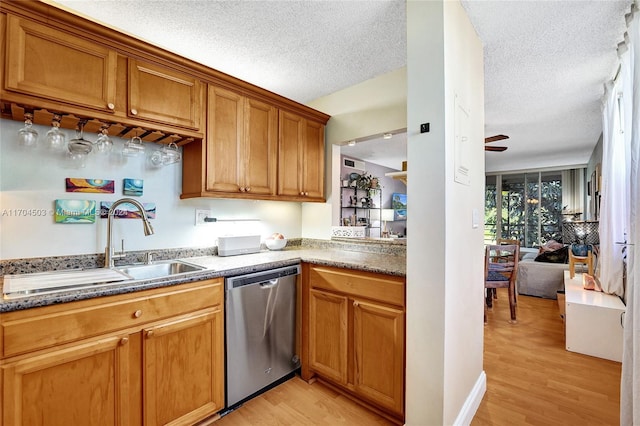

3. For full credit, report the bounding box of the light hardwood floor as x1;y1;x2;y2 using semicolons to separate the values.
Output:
215;289;621;425
473;288;621;425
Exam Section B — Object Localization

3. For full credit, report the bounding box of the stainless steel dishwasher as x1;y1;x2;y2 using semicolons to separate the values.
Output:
225;264;300;408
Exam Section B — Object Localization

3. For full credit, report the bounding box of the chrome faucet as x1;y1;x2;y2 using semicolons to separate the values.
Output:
105;198;154;268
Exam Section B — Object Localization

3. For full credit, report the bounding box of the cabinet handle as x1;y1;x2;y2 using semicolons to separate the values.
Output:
133;309;143;318
107;103;115;110
146;330;154;338
305;192;309;196
353;301;359;307
246;187;251;192
239;187;245;192
131;108;138;116
119;337;129;346
300;191;305;196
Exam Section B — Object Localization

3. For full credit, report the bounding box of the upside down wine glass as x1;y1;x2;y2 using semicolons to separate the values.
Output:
18;113;38;148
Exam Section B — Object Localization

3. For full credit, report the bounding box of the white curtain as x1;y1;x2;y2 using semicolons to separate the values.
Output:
621;4;639;425
599;77;627;296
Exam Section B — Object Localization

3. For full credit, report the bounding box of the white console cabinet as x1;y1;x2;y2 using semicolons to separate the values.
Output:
564;271;625;362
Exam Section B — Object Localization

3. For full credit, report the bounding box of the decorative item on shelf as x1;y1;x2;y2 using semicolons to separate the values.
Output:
332;226;366;238
265;233;287;250
45;114;66;150
18;112;38;148
355;172;378;190
561;205;582;222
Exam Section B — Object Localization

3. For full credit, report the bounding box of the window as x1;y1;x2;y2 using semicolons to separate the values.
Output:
485;169;582;247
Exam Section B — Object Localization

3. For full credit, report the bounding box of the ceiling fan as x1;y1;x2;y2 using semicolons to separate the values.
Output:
485;134;509;152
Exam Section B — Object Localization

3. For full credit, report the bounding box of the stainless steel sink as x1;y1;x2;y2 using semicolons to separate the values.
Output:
117;260;205;280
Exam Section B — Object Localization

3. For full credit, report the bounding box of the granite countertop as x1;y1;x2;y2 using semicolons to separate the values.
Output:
0;246;406;313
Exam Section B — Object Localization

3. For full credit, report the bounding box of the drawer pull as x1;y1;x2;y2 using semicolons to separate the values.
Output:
131;108;138;116
107;103;115;110
120;337;129;346
133;309;143;318
146;330;155;339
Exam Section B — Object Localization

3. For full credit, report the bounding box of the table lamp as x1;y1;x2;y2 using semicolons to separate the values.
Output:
381;209;395;237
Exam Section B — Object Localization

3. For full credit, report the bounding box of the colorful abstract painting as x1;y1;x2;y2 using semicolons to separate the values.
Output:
55;199;97;223
123;178;143;196
100;202;156;219
65;178;114;193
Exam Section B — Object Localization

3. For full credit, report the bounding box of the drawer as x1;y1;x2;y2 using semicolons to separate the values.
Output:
307;266;404;307
0;279;222;358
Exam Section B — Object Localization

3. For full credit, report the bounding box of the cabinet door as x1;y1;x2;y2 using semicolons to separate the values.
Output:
129;59;203;130
5;15;117;112
206;86;244;193
302;119;325;200
353;300;405;416
278;110;304;197
143;309;224;426
2;335;130;426
242;97;277;195
308;289;348;385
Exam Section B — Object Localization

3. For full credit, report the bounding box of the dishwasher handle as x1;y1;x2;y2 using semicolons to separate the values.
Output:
260;279;279;289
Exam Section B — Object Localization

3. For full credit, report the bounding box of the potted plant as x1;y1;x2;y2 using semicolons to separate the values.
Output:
355;172;378;190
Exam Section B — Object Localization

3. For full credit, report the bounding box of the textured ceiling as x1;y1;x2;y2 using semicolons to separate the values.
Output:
52;0;631;173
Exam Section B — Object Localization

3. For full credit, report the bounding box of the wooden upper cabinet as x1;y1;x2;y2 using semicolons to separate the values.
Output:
204;85;276;196
278;111;325;201
128;59;203;131
4;15;117;112
243;97;277;195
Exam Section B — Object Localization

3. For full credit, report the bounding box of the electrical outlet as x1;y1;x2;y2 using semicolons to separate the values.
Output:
195;209;212;226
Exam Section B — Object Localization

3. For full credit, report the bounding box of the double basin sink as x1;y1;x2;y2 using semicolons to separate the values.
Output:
2;260;206;299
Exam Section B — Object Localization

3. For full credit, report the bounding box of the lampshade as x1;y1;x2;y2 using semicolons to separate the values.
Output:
562;221;599;245
381;209;395;222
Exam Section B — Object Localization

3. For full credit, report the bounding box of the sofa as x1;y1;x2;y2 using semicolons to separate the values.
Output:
517;252;567;299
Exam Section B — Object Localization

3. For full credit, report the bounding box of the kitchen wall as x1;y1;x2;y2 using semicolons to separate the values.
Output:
0;118;302;260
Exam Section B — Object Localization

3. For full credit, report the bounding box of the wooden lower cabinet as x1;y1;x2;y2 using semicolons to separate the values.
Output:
0;279;224;426
143;310;224;426
302;264;405;422
2;334;130;426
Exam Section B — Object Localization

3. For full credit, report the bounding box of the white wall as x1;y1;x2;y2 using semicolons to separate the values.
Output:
302;68;408;240
405;1;485;425
0;119;302;260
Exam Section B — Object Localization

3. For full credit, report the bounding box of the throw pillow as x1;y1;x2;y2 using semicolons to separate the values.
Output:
534;245;568;263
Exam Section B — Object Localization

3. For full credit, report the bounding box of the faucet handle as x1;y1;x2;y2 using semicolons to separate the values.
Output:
145;252;155;265
113;239;126;259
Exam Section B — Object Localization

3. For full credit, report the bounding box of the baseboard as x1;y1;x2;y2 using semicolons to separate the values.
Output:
452;371;486;425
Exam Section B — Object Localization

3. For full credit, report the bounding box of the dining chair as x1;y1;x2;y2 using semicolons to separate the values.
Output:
484;244;520;323
488;238;520;301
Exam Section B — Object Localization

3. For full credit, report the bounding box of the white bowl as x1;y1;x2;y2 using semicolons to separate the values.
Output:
265;238;287;250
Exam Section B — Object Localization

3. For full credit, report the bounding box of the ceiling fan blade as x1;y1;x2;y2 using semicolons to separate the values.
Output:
485;146;507;152
485;134;509;143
